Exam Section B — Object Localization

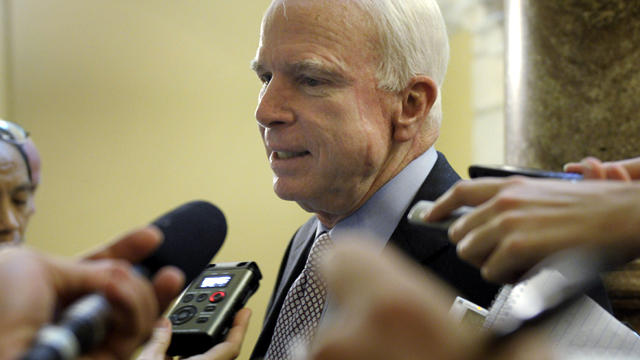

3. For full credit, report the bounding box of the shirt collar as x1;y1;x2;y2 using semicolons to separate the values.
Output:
316;147;437;250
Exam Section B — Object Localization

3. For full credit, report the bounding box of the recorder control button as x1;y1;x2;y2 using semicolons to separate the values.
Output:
170;305;197;325
196;317;209;323
196;293;208;302
204;305;217;312
182;294;194;303
209;291;226;303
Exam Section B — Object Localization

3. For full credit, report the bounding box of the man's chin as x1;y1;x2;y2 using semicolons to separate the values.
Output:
273;178;304;199
273;186;302;202
272;185;314;211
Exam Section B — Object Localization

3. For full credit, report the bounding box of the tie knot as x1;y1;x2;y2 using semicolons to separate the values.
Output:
302;233;332;276
309;233;332;261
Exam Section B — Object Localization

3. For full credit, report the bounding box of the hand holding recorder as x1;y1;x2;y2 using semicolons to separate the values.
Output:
419;164;640;283
15;201;241;360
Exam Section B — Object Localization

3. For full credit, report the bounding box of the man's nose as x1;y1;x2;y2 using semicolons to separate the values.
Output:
0;202;19;231
255;77;295;129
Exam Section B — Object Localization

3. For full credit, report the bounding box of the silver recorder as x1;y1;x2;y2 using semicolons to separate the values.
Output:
166;261;261;357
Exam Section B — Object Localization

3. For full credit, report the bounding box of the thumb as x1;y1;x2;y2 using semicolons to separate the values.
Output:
136;317;172;360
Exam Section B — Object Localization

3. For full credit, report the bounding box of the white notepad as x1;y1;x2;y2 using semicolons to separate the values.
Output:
485;275;640;359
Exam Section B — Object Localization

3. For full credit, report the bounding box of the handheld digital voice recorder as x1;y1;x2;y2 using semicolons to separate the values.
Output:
165;261;262;357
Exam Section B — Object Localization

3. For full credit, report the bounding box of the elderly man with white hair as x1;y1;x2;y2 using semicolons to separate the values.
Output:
141;1;500;359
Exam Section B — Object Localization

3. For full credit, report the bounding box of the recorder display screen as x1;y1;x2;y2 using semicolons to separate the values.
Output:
199;275;232;288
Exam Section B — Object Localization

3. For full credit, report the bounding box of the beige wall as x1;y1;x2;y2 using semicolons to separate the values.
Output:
1;1;473;358
1;0;8;117
440;31;474;177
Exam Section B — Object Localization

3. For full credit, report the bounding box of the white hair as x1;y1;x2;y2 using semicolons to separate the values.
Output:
261;0;450;126
354;0;450;127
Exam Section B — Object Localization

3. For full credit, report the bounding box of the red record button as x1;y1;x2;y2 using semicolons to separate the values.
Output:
209;291;226;303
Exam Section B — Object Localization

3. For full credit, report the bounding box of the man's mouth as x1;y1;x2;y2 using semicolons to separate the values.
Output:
274;151;310;159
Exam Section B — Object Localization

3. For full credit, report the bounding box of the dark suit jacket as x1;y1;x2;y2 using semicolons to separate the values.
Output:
250;152;501;359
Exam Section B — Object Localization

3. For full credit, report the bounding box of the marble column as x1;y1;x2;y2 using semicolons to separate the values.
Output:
505;0;640;170
505;0;640;329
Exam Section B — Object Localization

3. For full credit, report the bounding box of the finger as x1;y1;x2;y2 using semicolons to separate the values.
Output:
106;261;158;325
563;157;604;178
480;210;566;284
136;318;173;360
192;308;252;360
222;308;252;347
83;226;163;263
102;262;158;358
448;195;501;244
426;179;506;221
455;224;501;270
44;256;121;303
579;157;606;179
604;164;632;181
481;235;535;284
562;162;583;174
152;266;185;312
48;259;158;360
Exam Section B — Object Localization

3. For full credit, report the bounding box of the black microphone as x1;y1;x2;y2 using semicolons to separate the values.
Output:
21;200;227;360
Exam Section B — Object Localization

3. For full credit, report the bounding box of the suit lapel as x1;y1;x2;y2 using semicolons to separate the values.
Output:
266;218;317;322
388;151;461;263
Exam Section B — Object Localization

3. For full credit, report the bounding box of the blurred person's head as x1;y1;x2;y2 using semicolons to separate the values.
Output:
0;120;39;245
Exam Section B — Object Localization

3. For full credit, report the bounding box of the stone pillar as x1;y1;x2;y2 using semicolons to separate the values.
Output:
505;0;640;329
505;0;640;170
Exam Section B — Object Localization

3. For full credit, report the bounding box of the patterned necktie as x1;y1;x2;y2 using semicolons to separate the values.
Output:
265;233;333;360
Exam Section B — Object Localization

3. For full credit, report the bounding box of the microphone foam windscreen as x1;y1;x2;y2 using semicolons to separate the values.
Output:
141;200;227;285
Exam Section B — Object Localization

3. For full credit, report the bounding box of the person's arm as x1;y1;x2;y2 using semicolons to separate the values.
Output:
308;240;554;360
426;177;640;283
0;247;161;360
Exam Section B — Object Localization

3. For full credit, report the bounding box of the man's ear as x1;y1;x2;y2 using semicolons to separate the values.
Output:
393;76;438;142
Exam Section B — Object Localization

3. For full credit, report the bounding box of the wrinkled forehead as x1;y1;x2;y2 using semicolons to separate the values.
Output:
0;142;28;179
257;0;379;71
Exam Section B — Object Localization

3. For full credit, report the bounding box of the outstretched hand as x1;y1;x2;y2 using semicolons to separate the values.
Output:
426;177;640;283
0;247;162;360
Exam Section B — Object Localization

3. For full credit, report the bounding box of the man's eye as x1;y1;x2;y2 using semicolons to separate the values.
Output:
12;198;27;206
301;77;322;87
12;191;31;207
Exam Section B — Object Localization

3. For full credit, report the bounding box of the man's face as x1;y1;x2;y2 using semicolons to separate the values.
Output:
253;0;400;225
0;142;35;244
